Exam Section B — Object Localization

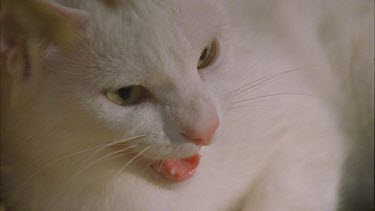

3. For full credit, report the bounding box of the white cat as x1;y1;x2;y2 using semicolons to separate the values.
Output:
0;0;373;210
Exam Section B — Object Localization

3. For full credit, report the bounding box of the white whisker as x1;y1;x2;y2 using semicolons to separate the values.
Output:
157;159;166;176
78;135;146;168
106;135;146;146
117;146;151;175
59;135;146;162
226;69;304;97
17;135;146;193
229;92;316;111
74;145;137;177
232;92;314;105
140;161;155;175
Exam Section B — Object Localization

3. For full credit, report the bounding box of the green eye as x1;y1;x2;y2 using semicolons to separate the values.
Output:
197;40;217;69
105;85;144;106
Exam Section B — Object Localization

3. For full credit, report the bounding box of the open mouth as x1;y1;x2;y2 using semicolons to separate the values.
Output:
150;153;201;182
112;143;201;182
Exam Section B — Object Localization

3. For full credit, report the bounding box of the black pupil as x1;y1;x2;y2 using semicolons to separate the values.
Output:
200;48;208;61
118;87;132;100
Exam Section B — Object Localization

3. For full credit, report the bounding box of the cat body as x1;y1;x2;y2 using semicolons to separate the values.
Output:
1;0;373;210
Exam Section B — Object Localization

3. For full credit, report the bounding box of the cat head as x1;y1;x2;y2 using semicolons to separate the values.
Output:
1;0;233;182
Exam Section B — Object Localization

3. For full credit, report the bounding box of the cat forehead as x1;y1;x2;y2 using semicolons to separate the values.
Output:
86;0;223;50
58;0;224;42
55;0;225;88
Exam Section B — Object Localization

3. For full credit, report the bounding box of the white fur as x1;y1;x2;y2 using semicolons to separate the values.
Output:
1;0;373;210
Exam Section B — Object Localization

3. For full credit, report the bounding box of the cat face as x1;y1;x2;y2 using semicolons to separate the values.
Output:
22;0;233;181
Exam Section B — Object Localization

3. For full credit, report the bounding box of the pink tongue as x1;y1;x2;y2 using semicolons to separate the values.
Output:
151;154;201;182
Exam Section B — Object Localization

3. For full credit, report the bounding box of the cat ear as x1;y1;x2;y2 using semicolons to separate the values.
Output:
1;2;88;106
0;1;88;81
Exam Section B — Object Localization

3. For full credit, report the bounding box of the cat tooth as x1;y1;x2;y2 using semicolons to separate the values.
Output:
170;169;176;176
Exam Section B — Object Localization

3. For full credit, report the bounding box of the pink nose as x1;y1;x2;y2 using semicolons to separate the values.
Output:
181;118;220;146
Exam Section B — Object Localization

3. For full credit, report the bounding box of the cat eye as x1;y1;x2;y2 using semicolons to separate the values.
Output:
197;40;217;69
105;85;144;106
